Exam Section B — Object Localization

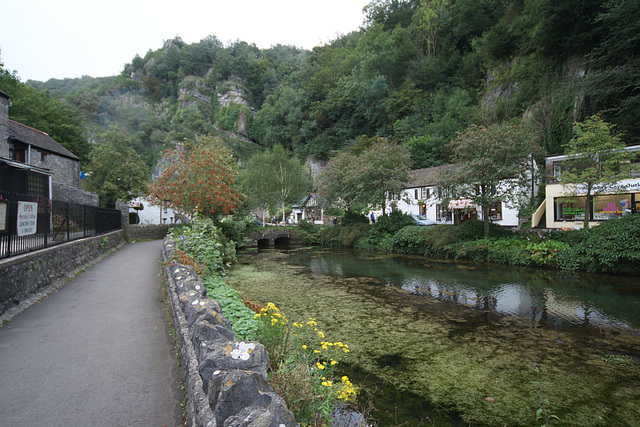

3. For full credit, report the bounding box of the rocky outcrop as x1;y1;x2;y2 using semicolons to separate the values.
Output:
161;237;297;427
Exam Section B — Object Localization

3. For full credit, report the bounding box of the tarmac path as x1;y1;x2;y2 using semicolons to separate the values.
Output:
0;240;183;427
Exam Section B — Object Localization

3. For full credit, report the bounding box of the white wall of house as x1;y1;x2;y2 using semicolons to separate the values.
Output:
128;197;180;225
387;183;523;227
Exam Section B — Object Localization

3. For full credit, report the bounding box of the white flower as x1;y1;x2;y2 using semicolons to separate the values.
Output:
230;342;256;361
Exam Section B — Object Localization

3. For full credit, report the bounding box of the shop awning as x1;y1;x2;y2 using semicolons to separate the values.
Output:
449;199;474;209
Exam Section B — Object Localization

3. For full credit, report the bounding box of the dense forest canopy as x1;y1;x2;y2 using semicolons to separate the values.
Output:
3;0;638;174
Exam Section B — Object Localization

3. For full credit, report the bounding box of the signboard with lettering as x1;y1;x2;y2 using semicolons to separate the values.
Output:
0;201;7;232
17;201;38;236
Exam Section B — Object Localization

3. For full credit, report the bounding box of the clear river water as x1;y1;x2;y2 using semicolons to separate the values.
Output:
225;246;640;426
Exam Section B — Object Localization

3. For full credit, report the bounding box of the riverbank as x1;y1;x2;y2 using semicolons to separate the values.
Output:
316;213;640;276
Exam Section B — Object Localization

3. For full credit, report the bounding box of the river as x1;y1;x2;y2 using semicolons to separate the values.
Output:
225;246;640;426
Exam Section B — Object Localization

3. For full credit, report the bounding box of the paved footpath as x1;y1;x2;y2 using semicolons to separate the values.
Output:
0;240;183;427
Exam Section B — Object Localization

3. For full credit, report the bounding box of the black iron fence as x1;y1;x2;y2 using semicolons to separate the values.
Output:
0;196;121;259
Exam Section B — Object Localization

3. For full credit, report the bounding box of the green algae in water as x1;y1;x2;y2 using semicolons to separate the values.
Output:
226;247;640;426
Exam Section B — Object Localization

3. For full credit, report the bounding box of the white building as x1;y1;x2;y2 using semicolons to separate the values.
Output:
128;197;182;225
385;165;525;227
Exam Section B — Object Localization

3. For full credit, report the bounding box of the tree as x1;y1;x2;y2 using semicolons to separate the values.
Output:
148;135;243;218
268;144;312;223
559;114;632;230
241;144;311;224
438;123;542;237
317;139;412;215
0;64;91;162
89;129;149;207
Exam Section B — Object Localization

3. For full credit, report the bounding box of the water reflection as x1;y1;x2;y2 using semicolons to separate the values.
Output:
297;248;640;333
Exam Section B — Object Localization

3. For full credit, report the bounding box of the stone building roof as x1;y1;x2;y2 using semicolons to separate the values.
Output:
7;119;79;160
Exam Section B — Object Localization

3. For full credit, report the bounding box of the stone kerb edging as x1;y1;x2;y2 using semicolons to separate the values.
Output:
161;237;297;427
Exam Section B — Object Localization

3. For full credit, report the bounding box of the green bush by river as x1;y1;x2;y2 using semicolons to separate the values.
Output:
319;213;640;275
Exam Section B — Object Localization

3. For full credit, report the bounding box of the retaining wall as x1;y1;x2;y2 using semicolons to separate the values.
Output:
0;230;124;315
126;224;171;242
161;237;297;427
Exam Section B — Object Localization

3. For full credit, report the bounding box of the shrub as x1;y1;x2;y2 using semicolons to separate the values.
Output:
172;216;236;274
341;210;369;227
556;214;640;273
370;211;415;237
455;219;512;241
459;238;570;266
320;223;370;247
218;214;260;249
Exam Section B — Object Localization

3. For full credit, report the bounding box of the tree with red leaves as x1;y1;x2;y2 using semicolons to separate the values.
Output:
148;135;243;218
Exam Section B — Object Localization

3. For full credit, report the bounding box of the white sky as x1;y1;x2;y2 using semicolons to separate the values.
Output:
0;0;370;82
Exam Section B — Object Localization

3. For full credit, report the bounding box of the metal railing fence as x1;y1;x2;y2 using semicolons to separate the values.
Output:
0;195;121;259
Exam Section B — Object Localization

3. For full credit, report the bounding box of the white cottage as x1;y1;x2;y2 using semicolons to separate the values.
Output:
386;165;524;227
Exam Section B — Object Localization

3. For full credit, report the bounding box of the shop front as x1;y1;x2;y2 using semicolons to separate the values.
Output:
546;179;640;229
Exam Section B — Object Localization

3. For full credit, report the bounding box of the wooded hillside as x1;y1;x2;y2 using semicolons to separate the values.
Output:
18;0;640;169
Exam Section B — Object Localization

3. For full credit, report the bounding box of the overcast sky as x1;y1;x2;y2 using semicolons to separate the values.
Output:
0;0;370;82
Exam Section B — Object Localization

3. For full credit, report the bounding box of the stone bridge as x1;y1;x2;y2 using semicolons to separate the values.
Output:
246;228;303;247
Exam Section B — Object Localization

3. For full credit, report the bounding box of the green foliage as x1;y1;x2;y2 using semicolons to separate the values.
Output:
560;114;632;229
202;275;258;340
218;215;259;249
0;65;91;162
88;128;149;207
454;219;513;240
317;140;412;213
439;122;543;237
172;216;237;274
459;238;569;266
240;144;311;223
554;214;640;273
341;210;369;227
320;223;370;248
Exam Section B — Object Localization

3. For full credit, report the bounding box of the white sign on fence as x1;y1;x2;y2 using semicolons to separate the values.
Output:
17;201;38;236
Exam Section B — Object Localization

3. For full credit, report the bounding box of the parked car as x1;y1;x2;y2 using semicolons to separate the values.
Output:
411;214;436;226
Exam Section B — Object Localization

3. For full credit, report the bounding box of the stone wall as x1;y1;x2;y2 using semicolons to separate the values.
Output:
0;230;124;315
126;224;171;242
161;237;297;427
31;152;79;188
52;182;99;206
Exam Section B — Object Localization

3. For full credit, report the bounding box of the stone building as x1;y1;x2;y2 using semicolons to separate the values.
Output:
0;89;97;205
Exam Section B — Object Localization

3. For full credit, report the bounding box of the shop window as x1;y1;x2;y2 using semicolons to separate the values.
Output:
436;204;452;222
593;194;633;220
488;202;503;221
554;197;588;221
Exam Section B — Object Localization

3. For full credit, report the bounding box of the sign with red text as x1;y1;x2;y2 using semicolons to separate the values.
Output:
17;201;38;236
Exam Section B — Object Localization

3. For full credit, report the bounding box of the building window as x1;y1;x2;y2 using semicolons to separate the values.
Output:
436;204;452;222
40;152;47;162
555;194;637;222
415;189;419;199
554;197;588;221
593;194;634;220
488;202;503;221
9;141;27;163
